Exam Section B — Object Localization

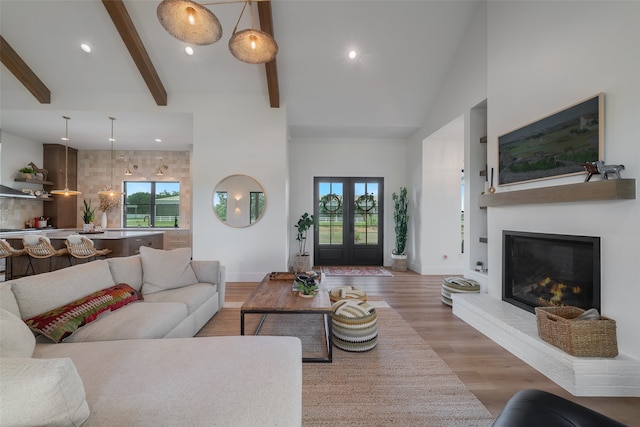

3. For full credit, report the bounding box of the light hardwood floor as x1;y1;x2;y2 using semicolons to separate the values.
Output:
225;270;640;426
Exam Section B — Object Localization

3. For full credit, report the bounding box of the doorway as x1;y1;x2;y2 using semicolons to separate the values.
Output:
314;177;384;266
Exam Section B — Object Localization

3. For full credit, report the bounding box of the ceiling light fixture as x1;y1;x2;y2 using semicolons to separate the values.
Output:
98;117;124;197
156;158;169;176
81;43;92;53
157;0;277;64
348;50;357;60
228;1;278;64
185;46;194;55
51;116;82;196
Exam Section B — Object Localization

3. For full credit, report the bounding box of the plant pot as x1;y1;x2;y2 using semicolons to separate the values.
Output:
293;254;311;273
297;291;318;298
83;223;94;233
391;253;408;272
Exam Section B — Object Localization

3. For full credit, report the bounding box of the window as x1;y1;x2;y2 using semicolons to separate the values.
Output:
123;181;180;228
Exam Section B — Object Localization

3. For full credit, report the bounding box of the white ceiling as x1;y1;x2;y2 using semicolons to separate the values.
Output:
0;0;479;151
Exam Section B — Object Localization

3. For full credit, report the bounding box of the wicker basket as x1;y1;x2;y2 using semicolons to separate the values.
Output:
535;306;618;357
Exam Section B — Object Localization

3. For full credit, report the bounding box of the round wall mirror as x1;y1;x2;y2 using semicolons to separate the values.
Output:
212;175;266;227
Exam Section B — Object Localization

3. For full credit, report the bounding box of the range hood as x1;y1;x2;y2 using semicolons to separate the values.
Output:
0;184;36;199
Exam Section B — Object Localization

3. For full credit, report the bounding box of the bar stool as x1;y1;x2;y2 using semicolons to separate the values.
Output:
65;235;112;264
0;239;27;280
22;235;69;275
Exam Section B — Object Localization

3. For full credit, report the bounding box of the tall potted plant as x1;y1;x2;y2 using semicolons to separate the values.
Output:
293;212;315;273
391;187;408;271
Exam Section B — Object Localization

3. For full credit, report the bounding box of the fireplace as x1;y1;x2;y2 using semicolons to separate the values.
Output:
502;231;601;313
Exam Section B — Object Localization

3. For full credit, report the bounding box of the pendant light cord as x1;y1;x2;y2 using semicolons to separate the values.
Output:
232;1;249;34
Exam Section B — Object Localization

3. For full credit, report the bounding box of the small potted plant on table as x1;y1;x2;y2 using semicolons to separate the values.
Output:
81;199;96;232
294;273;319;298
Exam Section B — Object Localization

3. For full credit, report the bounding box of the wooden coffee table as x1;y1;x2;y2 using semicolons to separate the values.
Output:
241;272;333;363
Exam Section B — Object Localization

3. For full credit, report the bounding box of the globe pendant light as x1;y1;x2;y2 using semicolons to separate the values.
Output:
228;1;278;64
98;117;124;197
50;116;82;196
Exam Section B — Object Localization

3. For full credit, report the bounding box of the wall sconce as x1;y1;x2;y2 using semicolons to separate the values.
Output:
156;158;169;176
119;155;138;176
234;197;241;210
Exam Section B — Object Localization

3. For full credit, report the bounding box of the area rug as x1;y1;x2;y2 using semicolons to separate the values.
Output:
197;299;494;426
321;266;393;277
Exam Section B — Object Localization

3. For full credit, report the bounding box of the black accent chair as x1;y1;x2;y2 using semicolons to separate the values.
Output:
492;389;628;427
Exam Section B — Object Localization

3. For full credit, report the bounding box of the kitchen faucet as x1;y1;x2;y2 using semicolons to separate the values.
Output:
143;215;150;227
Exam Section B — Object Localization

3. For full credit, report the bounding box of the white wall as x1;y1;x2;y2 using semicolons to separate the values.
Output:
408;0;487;277
418;116;465;274
289;137;407;267
182;95;289;282
487;1;640;358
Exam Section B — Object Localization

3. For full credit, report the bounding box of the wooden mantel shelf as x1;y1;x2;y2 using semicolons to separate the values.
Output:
478;178;636;208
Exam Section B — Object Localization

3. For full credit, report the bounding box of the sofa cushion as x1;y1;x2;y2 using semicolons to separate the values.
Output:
9;260;116;319
0;308;35;358
0;282;21;317
63;301;188;342
33;337;302;426
24;284;143;343
143;283;217;315
140;246;198;294
0;357;90;427
107;255;143;292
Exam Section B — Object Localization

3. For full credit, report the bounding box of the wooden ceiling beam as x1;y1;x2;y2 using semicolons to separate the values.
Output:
258;1;280;108
102;0;168;106
0;35;51;104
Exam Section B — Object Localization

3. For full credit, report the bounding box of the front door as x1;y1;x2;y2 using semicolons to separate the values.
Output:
313;177;383;266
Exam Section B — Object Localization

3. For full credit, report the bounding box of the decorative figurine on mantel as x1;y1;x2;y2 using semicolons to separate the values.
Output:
582;161;625;181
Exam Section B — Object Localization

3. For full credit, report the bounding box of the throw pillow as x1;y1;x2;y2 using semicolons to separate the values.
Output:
0;357;90;426
0;282;21;318
24;284;143;343
140;246;198;294
0;308;36;358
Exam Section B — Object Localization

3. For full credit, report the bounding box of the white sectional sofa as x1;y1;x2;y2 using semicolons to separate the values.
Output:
0;247;302;426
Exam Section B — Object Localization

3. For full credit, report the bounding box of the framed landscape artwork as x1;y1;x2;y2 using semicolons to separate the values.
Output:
498;93;604;185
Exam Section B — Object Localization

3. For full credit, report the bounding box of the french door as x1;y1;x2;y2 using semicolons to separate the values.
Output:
313;177;384;266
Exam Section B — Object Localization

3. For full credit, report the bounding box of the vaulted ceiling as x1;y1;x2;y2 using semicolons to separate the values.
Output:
0;0;479;151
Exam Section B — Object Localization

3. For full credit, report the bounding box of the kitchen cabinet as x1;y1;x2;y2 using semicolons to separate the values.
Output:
43;144;78;228
163;229;191;250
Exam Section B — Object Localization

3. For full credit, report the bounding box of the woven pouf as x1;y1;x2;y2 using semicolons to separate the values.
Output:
331;299;378;352
441;277;480;306
329;286;367;303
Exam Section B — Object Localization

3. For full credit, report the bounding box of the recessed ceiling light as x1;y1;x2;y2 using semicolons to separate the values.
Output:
80;43;91;53
155;138;162;143
348;50;357;60
185;46;194;56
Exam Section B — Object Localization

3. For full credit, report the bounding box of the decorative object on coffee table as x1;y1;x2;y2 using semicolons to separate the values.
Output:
329;286;367;303
294;272;319;297
331;299;378;352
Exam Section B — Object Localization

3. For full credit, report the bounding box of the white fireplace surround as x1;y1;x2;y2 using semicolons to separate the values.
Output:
452;293;640;397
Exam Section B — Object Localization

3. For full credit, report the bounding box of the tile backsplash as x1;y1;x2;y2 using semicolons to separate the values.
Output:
0;150;191;230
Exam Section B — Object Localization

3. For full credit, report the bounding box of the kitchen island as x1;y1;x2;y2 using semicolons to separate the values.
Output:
2;229;164;277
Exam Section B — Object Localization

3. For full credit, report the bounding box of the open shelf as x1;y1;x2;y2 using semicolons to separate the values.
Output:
14;178;55;185
478;178;635;207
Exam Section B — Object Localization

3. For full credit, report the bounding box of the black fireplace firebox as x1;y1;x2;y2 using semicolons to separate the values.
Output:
502;231;601;314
